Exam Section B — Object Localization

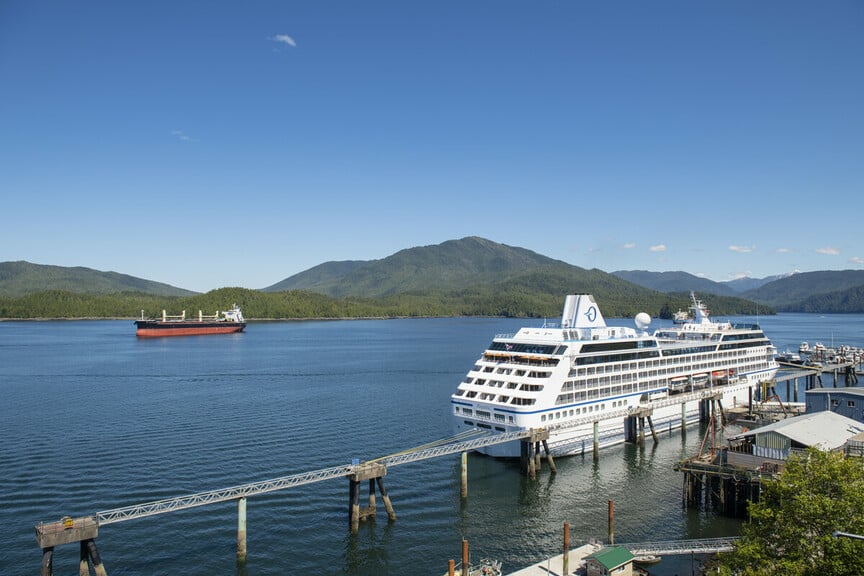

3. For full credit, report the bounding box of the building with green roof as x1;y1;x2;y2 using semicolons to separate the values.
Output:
585;545;635;576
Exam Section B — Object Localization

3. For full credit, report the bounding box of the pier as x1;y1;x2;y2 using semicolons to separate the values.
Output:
33;373;816;575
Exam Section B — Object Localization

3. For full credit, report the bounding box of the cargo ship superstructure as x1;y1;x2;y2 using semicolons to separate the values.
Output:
451;293;778;457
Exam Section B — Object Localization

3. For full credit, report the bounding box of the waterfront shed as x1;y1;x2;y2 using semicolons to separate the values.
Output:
805;387;864;422
728;410;864;461
585;546;634;576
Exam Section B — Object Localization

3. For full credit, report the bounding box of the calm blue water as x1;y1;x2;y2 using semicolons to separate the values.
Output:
1;313;861;576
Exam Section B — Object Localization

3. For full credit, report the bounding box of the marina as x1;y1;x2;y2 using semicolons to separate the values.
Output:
3;313;864;575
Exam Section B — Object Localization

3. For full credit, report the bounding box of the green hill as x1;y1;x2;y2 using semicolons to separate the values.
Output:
266;236;584;297
0;261;197;298
744;270;864;312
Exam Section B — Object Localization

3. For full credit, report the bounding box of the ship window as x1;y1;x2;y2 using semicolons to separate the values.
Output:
466;391;477;398
494;414;505;422
463;420;473;426
849;401;856;408
476;410;491;419
495;426;505;432
477;423;491;429
498;395;510;403
832;399;840;407
541;415;547;422
508;416;515;423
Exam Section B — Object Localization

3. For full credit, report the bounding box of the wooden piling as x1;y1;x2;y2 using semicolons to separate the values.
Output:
41;547;53;576
462;539;469;576
86;539;107;576
461;452;468;499
368;479;377;517
448;559;455;576
542;440;557;474
237;497;247;562
563;522;570;576
593;421;600;460
349;477;361;533
608;500;614;545
681;402;687;437
647;416;658;444
79;541;88;576
376;477;396;521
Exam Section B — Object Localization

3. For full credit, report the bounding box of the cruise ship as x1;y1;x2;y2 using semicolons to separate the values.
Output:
451;293;778;457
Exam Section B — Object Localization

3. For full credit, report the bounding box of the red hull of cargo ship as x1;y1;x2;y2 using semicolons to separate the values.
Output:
135;323;246;337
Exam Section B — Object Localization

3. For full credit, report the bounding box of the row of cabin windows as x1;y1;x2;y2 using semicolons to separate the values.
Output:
832;399;857;408
541;399;628;422
454;389;537;405
567;348;763;379
454;406;515;424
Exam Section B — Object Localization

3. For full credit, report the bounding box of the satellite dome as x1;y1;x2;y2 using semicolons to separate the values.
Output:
634;312;651;330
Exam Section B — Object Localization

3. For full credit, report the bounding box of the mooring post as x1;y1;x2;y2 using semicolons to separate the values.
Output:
237;496;247;563
528;441;537;480
80;540;88;576
563;522;570;576
608;500;614;545
593;421;600;460
460;452;468;499
462;539;469;576
637;416;645;446
681;402;687;436
448;559;455;576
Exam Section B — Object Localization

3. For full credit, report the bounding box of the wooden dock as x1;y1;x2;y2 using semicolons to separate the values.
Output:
505;543;602;576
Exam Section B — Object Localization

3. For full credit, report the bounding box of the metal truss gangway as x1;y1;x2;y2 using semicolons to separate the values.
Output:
93;428;531;525
618;537;738;556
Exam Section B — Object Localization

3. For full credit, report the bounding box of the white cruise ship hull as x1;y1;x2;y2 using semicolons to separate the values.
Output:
450;293;780;459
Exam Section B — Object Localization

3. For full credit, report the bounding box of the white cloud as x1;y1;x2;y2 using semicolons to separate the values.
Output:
816;247;840;255
649;244;666;252
850;256;864;265
728;245;754;253
623;243;636;249
171;129;192;141
271;34;297;47
776;247;791;254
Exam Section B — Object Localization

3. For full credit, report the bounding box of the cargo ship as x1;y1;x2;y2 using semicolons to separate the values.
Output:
135;305;246;337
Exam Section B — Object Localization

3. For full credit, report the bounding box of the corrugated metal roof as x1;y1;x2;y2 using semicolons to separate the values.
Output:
586;546;634;570
729;411;864;450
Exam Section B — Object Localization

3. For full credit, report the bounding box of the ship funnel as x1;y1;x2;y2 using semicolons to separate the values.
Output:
561;294;607;329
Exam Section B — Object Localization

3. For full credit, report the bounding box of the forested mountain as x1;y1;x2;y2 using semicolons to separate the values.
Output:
265;236;575;297
611;270;737;296
0;261;195;297
742;270;864;312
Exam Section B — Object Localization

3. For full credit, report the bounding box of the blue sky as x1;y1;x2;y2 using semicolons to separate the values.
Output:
1;1;861;292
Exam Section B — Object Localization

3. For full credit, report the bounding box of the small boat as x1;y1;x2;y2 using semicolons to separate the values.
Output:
799;342;810;354
672;309;691;324
135;305;246;337
445;559;502;576
634;554;661;565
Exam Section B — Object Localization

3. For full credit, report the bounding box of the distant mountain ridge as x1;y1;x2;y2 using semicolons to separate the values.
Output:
0;261;196;298
4;238;864;313
612;268;864;313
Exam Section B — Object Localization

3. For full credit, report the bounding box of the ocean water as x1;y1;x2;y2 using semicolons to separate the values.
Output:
1;313;861;576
